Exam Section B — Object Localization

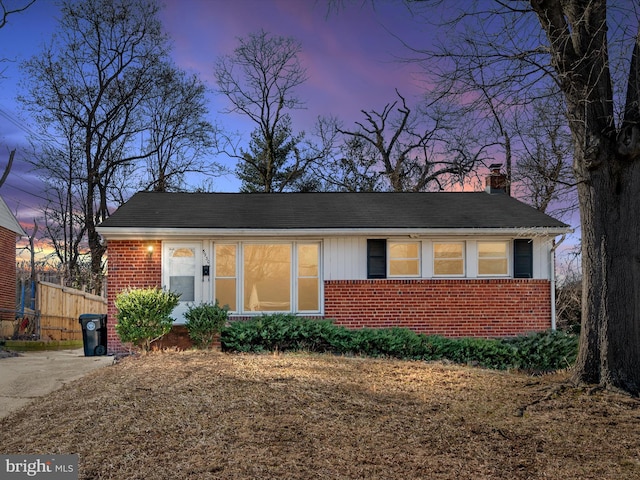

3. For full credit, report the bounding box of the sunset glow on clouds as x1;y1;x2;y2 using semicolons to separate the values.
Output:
0;0;574;252
1;0;434;229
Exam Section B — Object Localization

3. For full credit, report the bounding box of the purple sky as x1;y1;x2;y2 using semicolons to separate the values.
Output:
0;0;433;228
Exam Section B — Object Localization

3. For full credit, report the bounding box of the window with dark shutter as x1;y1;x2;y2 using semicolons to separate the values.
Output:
367;239;387;279
513;239;533;278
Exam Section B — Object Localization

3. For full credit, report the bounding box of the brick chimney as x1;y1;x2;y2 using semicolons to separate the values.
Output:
485;163;507;194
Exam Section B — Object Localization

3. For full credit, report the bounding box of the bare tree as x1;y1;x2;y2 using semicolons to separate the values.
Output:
0;148;14;188
215;30;322;192
405;1;640;394
333;90;484;192
0;0;34;182
512;92;577;217
20;0;170;291
0;0;34;29
141;64;216;192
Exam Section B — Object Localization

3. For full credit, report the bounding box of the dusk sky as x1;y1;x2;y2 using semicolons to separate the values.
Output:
0;0;582;265
0;0;434;226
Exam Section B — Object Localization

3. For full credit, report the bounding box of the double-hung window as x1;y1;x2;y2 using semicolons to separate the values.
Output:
389;242;420;277
367;240;421;278
478;241;509;276
433;242;465;276
214;244;237;311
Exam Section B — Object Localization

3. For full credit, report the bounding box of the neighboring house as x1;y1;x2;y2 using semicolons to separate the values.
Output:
97;179;569;353
0;195;26;322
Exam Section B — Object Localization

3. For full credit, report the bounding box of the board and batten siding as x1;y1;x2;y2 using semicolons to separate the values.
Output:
321;236;553;281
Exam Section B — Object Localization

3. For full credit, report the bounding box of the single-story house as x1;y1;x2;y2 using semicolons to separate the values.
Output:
0;195;26;322
97;180;569;353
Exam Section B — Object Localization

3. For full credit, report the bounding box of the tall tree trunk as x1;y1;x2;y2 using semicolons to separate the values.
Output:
574;153;640;394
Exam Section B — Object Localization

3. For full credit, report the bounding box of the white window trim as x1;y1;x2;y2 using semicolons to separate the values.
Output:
432;241;466;277
212;240;322;315
213;242;238;313
387;240;421;278
476;240;510;277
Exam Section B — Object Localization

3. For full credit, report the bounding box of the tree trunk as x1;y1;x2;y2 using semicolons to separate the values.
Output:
573;153;640;395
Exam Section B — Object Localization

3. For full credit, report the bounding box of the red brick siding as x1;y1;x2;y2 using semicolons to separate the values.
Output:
324;279;551;337
0;227;18;321
106;240;162;353
105;243;552;351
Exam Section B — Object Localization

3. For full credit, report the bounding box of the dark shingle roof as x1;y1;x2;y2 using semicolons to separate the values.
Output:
98;192;568;231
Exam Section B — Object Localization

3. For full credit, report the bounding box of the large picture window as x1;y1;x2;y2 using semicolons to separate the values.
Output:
244;244;291;311
214;242;320;314
478;241;509;276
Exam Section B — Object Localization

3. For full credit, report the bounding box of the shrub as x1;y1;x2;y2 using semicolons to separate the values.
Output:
505;330;578;372
220;315;578;373
114;287;180;352
185;301;229;349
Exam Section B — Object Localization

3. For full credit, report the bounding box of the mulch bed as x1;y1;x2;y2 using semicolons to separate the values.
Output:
0;351;638;479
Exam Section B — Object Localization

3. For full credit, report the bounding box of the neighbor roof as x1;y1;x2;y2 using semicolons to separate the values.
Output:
97;192;568;237
0;195;25;236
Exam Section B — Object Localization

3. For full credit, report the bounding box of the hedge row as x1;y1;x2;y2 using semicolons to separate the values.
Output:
220;314;578;372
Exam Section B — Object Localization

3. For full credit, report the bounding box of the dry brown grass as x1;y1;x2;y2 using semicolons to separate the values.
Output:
1;351;639;479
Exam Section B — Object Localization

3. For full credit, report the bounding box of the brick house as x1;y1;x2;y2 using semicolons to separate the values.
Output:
0;195;25;322
97;188;569;353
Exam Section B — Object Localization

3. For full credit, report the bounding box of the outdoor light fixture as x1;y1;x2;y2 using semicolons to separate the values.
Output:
146;245;154;258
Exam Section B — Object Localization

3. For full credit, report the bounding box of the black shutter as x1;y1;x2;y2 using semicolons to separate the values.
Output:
514;239;533;278
367;239;387;279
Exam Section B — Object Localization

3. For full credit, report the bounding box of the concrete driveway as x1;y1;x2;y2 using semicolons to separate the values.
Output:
0;349;113;419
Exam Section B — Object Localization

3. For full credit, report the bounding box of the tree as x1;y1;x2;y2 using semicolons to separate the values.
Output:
512;92;576;217
0;0;34;184
215;30;323;192
406;1;640;394
0;0;34;29
21;0;213;291
141;64;216;192
332;90;484;192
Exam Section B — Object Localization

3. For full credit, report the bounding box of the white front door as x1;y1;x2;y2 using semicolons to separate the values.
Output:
163;243;202;323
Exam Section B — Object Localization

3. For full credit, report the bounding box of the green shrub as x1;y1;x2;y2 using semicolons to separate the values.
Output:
349;328;427;359
114;287;180;352
439;337;516;369
505;330;578;371
221;314;349;353
185;301;229;349
221;315;578;373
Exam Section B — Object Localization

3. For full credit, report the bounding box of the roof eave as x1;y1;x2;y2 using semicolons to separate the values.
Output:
96;226;571;240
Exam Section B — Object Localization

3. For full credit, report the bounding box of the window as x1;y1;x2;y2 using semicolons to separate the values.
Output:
297;243;319;311
168;247;196;302
244;244;291;311
367;239;386;279
215;244;236;310
478;241;509;276
213;242;320;314
513;239;533;278
389;242;420;277
433;242;464;276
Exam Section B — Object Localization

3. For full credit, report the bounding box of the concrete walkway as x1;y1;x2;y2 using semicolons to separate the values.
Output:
0;349;113;419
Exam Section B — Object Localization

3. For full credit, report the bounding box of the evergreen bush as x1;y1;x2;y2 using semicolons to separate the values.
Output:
220;315;579;372
114;287;180;352
185;301;229;349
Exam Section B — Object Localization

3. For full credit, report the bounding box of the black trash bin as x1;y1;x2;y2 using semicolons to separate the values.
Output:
79;314;107;356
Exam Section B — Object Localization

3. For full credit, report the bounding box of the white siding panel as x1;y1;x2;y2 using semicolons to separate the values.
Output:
323;237;366;280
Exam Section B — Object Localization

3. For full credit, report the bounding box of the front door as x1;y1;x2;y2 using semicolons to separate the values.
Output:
163;243;202;323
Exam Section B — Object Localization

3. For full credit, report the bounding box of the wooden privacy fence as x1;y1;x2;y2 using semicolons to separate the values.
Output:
37;281;107;341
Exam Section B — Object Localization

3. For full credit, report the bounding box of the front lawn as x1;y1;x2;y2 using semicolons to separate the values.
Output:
0;351;638;479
